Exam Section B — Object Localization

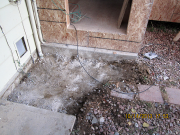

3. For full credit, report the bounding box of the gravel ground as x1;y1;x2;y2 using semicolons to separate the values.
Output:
71;21;180;135
71;87;180;135
139;21;180;89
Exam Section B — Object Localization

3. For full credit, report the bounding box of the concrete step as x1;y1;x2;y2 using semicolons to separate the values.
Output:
0;99;76;135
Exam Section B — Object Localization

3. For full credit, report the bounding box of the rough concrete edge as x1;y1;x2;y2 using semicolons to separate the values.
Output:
42;43;138;59
0;51;38;99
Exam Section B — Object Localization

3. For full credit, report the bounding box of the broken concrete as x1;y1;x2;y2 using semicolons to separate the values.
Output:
111;89;134;100
0;100;76;135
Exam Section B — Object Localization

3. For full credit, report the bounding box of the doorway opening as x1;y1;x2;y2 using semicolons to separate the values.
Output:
66;0;132;34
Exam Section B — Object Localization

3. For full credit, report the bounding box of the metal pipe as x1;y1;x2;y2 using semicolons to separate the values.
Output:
31;0;45;44
25;0;43;58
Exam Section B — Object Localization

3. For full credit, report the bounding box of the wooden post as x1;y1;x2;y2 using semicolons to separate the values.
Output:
118;0;129;29
173;31;180;42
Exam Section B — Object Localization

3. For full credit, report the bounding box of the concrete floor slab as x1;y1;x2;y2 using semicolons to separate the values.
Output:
166;87;180;105
138;85;163;103
0;100;76;135
42;43;138;61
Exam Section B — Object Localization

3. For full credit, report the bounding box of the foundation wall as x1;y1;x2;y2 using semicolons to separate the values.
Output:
36;0;154;53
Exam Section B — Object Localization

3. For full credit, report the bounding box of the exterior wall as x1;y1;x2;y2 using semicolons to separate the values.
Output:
0;0;37;93
149;0;180;23
37;0;154;53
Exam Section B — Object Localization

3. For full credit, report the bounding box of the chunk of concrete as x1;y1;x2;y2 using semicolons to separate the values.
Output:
138;85;163;103
166;87;180;105
0;100;76;135
111;89;134;100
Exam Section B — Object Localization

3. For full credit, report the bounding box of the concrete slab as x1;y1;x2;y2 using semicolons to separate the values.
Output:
42;43;138;62
0;100;76;135
111;89;134;100
138;85;163;103
166;87;180;105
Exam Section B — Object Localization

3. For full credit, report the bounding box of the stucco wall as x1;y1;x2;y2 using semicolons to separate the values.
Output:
37;0;154;53
0;0;37;93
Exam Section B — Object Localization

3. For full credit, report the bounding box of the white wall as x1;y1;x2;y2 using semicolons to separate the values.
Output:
0;0;37;92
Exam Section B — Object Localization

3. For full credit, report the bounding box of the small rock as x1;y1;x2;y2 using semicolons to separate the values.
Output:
86;116;91;120
91;126;95;130
80;108;83;111
100;117;105;124
164;76;169;80
114;132;119;135
135;123;138;128
170;123;173;127
94;109;98;114
147;68;151;74
92;117;98;124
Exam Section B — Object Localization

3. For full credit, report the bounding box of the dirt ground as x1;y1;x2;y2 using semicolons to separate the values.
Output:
5;21;180;135
71;87;180;135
